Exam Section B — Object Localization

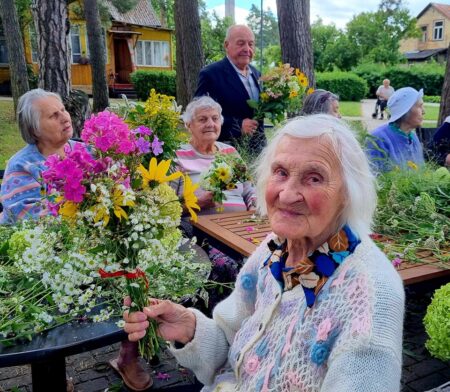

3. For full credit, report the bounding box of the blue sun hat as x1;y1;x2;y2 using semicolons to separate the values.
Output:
387;87;423;123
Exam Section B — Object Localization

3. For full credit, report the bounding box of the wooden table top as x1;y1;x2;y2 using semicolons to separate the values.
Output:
193;210;450;285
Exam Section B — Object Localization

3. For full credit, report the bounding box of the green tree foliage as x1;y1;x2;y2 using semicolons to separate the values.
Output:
199;7;232;65
150;0;174;28
346;0;419;64
110;0;139;14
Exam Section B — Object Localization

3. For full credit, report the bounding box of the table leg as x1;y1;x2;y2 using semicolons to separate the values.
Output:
31;356;67;391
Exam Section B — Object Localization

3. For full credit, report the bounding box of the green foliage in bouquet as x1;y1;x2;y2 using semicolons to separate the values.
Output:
424;282;450;360
200;152;251;205
126;89;188;161
373;165;450;266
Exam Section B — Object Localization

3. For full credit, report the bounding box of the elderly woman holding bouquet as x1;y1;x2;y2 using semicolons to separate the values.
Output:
124;114;405;392
0;89;77;224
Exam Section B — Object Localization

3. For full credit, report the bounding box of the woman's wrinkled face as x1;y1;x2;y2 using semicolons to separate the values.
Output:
187;108;222;146
404;99;425;129
265;136;347;242
35;96;73;145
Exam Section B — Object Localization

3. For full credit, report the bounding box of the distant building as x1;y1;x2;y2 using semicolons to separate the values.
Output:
0;0;173;95
400;2;450;63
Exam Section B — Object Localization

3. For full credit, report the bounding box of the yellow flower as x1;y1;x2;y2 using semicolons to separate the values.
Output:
216;166;231;183
260;92;270;102
407;161;418;170
182;174;200;222
112;187;135;221
307;87;315;95
90;203;110;227
297;73;308;87
59;201;79;221
289;90;298;99
138;158;183;188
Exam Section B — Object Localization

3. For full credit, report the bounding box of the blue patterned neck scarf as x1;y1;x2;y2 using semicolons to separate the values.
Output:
265;225;360;308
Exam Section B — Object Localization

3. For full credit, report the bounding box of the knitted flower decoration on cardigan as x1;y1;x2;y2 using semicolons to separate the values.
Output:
265;225;360;307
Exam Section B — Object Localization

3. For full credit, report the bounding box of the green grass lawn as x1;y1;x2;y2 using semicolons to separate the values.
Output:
423;103;439;127
0;100;24;170
340;101;361;117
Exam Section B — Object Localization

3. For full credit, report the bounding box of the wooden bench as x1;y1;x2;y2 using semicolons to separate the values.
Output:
192;211;450;286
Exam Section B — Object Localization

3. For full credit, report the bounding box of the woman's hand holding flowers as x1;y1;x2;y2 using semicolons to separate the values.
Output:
124;298;196;345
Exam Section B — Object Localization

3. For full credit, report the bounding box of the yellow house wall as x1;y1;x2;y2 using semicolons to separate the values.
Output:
400;7;450;52
0;21;173;87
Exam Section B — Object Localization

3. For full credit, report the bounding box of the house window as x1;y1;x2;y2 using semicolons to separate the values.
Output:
433;20;444;41
70;24;82;63
0;26;8;64
135;40;170;67
421;26;427;42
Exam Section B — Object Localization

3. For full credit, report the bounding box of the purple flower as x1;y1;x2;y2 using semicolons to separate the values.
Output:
133;126;152;136
392;257;402;268
151;136;164;155
136;137;151;154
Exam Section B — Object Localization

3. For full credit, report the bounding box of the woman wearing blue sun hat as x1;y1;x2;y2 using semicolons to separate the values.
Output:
366;87;425;173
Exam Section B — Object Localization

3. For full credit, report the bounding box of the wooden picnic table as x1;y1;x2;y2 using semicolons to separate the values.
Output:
192;210;450;285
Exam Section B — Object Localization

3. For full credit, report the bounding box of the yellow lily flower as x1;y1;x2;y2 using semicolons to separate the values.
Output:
306;87;315;95
90;203;110;227
138;158;183;188
59;201;79;221
182;174;200;222
112;187;135;221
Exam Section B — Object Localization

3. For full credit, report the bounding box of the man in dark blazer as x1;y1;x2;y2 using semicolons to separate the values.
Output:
195;25;266;154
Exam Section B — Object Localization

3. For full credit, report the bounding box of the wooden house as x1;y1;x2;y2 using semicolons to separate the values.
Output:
0;0;173;95
400;2;450;62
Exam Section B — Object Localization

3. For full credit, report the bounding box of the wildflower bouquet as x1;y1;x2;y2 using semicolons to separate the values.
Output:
247;63;312;124
5;110;204;358
200;152;251;205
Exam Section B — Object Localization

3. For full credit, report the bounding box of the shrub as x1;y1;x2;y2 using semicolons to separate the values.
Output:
130;70;176;101
316;72;368;101
423;95;440;104
353;63;445;97
424;282;450;361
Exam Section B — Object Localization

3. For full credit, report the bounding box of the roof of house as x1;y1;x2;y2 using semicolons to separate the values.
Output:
404;47;447;60
417;3;450;19
105;0;167;29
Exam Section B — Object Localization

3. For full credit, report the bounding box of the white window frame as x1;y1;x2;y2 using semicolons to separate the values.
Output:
420;25;427;42
135;40;170;67
70;24;82;63
433;20;444;41
0;26;8;65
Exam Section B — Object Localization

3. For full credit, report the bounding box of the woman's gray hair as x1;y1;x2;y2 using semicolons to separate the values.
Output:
17;88;62;144
254;114;377;239
301;89;339;116
181;96;224;125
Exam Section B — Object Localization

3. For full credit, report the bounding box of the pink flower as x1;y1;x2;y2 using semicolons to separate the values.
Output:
244;355;259;375
392;257;402;268
155;372;170;381
317;318;332;341
246;226;255;232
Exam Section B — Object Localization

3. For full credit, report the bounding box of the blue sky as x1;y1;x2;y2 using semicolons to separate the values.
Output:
204;0;446;29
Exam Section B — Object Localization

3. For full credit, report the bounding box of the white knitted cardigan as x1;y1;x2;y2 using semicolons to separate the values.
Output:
170;234;405;392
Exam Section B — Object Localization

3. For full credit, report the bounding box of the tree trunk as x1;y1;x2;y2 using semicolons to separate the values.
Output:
438;43;450;125
31;0;71;99
276;0;315;87
84;0;109;112
174;0;203;108
0;0;29;112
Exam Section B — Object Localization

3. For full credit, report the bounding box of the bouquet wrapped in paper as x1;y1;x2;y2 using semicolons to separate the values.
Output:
248;63;312;124
200;152;251;206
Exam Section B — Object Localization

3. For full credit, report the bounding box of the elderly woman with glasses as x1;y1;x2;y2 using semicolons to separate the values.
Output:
0;89;77;224
122;114;405;392
301;89;341;118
